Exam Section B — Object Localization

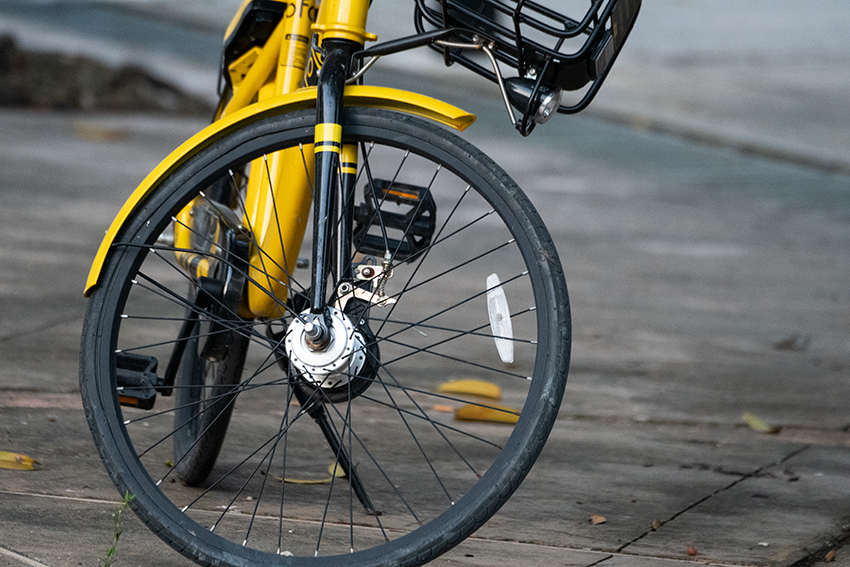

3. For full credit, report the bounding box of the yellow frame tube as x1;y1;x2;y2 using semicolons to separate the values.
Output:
84;86;475;298
239;6;316;317
176;7;319;317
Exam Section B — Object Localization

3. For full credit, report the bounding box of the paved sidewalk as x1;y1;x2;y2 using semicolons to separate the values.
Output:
1;2;849;567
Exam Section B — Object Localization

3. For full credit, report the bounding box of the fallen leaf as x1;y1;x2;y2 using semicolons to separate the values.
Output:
432;404;454;413
687;546;697;556
0;451;41;471
328;462;347;479
742;411;781;434
455;403;519;424
437;379;502;400
72;122;129;142
276;462;351;484
280;476;332;485
825;549;836;562
590;515;606;525
650;519;663;531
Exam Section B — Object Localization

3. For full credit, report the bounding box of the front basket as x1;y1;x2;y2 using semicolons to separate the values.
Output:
414;0;641;114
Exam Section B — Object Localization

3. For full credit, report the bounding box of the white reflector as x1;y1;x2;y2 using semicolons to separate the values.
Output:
486;273;514;364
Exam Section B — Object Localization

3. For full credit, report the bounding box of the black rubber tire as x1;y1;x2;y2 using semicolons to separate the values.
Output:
173;329;249;486
80;107;571;567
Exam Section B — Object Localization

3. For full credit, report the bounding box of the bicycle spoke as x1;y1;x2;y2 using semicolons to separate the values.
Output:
369;361;466;498
378;305;537;344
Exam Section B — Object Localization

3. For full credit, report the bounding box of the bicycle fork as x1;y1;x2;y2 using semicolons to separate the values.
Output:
283;4;381;512
305;38;357;337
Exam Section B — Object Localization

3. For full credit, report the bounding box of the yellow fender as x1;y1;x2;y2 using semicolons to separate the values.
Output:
84;85;475;296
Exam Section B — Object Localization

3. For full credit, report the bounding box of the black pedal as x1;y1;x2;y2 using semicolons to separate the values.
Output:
353;179;436;262
116;353;162;410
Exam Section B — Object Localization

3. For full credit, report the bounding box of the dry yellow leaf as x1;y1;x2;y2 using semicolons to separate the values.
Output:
437;379;502;400
328;462;347;479
590;515;606;525
283;477;331;485
455;403;519;424
0;451;41;471
742;411;781;434
825;549;836;562
277;462;349;484
432;404;454;413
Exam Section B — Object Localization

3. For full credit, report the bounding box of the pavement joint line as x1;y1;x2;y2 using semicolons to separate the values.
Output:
0;545;51;567
563;415;850;447
457;536;745;566
0;489;122;507
584;549;745;567
584;554;614;566
787;525;850;567
616;445;813;554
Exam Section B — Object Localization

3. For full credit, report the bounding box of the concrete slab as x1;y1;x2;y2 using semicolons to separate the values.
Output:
594;0;850;173
467;114;850;433
472;421;847;564
622;445;850;565
0;111;207;393
0;491;194;567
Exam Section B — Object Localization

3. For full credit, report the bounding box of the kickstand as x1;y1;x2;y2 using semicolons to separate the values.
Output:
293;386;380;516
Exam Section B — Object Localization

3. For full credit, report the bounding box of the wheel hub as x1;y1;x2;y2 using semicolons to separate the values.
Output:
285;307;366;390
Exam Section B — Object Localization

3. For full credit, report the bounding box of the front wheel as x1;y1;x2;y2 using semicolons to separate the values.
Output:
80;107;571;567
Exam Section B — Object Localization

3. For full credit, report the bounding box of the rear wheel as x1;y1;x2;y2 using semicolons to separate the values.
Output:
80;107;570;567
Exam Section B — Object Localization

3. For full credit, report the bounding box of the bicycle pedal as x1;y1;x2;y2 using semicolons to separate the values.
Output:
353;179;436;262
116;353;162;410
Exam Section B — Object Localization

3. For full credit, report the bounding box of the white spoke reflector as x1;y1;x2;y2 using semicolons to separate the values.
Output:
486;273;514;364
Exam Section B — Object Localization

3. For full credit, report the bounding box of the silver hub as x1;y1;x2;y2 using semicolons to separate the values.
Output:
285;307;366;389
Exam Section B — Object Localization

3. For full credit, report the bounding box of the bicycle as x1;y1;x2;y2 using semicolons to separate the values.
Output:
79;0;639;565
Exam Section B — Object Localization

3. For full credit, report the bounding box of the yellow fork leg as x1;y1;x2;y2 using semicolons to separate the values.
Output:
243;147;314;318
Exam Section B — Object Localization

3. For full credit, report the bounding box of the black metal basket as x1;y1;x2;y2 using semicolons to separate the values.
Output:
414;0;640;116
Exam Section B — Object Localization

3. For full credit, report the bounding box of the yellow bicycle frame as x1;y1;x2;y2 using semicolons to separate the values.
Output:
84;0;477;311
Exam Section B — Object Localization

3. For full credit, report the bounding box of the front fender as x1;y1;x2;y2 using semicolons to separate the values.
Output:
84;85;475;296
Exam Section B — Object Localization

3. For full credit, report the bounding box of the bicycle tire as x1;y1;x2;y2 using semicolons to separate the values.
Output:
80;107;570;567
173;328;249;486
